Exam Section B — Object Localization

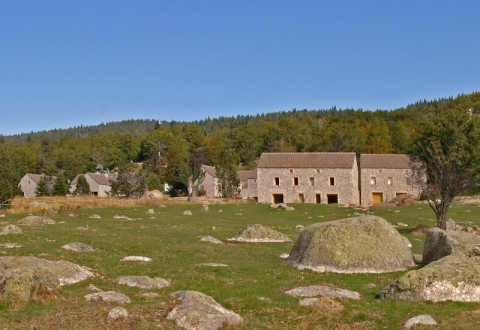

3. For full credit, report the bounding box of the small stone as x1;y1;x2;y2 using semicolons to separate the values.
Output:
404;314;437;329
141;292;159;298
89;214;101;219
85;291;130;304
364;283;377;289
62;242;95;252
396;222;408;227
121;256;153;262
200;236;223;244
285;285;361;300
280;253;289;259
183;210;192;216
199;263;228;267
202;204;209;211
77;225;89;230
295;225;305;231
87;284;103;292
146;209;154;214
107;307;128;320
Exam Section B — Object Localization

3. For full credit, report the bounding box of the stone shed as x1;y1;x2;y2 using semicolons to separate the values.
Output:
18;174;56;198
70;172;117;197
239;168;257;200
360;154;421;206
256;152;359;205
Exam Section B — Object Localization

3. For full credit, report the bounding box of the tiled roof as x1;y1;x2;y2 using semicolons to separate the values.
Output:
26;173;44;184
238;168;257;181
70;174;82;185
202;165;217;178
360;154;412;169
86;172;116;185
257;153;356;169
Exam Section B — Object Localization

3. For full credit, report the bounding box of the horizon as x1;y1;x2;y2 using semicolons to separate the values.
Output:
2;1;480;136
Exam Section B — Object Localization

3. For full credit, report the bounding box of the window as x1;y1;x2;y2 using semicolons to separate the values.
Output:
329;177;335;186
274;177;280;186
370;177;376;185
406;177;411;185
387;177;393;185
379;169;383;173
290;169;294;173
310;177;315;186
317;169;321;173
293;177;299;186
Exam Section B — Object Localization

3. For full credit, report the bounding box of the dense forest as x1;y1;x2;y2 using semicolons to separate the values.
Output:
1;92;479;194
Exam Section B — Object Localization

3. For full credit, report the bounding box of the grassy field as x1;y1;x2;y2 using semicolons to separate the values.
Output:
1;198;480;329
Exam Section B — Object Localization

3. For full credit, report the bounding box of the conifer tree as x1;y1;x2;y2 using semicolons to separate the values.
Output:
0;143;20;207
52;173;69;196
74;175;91;196
35;177;50;196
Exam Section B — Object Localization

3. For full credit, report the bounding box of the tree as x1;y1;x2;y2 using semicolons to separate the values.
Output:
74;175;91;196
188;147;206;197
409;108;480;229
109;163;147;198
215;149;240;198
0;143;20;207
52;173;69;196
35;177;51;196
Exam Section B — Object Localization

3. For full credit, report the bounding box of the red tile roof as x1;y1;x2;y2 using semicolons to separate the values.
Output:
257;153;356;169
360;154;412;169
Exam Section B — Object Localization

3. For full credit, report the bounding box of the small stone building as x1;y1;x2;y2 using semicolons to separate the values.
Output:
256;153;359;205
239;168;257;200
70;172;117;197
18;173;56;197
360;154;421;206
196;165;221;198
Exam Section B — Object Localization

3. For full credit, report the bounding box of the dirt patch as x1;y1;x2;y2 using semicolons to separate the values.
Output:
410;224;430;235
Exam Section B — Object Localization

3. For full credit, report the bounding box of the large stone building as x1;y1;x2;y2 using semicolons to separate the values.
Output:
18;173;56;197
256;152;359;205
70;172;117;197
360;154;421;206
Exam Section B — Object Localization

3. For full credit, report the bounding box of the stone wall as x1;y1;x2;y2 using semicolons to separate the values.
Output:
257;167;358;205
199;172;219;198
19;175;38;198
360;168;421;206
240;178;257;199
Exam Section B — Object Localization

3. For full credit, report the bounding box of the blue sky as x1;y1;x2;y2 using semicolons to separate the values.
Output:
1;1;479;136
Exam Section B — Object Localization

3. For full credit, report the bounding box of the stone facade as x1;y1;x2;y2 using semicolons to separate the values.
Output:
19;174;56;197
360;154;421;206
197;165;221;198
239;168;257;199
70;172;116;197
257;153;359;205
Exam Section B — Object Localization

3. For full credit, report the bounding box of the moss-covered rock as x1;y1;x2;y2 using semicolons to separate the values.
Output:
0;266;61;302
377;247;480;301
422;228;480;264
16;216;55;226
228;224;292;242
286;216;415;273
0;224;22;235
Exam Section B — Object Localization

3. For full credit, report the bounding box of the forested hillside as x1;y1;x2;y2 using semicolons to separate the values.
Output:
1;92;479;194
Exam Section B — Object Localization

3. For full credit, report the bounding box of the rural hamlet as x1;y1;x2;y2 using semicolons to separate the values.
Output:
19;152;421;206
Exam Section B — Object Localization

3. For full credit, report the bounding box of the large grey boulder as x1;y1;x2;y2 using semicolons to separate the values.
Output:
0;266;61;302
228;224;292;242
286;216;415;273
422;227;480;264
114;276;170;289
167;291;243;330
377;246;480;302
0;256;95;287
16;216;55;226
0;224;22;235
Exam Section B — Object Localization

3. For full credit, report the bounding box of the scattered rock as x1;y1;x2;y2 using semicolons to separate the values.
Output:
216;200;225;205
85;291;130;304
0;266;61;302
107;307;128;321
16;216;55;226
284;206;295;211
404;314;437;329
364;283;377;289
77;225;89;230
396;222;408;227
410;224;430;235
146;209;154;214
200;236;222;244
390;195;418;206
156;203;167;208
270;203;278;209
422;228;480;264
228;224;292;242
89;214;101;219
141;292;158;298
121;256;153;262
285;285;361;300
87;284;103;292
144;190;163;199
114;276;170;289
298;297;345;312
167;291;243;330
0;243;23;248
286;216;415;273
295;225;305;231
377;246;480;302
413;254;422;263
183;210;192;216
0;224;22;235
199;263;228;267
62;242;95;252
202;204;209;211
280;253;289;259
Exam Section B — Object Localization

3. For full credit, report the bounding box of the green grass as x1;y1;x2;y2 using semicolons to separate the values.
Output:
1;202;480;329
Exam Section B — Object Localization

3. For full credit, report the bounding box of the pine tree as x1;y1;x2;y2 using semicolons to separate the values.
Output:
52;173;69;196
215;149;240;198
74;175;90;196
0;144;20;207
35;177;50;196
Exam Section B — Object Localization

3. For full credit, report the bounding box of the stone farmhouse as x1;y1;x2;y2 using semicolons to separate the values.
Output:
70;172;117;197
239;168;258;200
360;154;421;206
18;173;56;197
256;152;359;205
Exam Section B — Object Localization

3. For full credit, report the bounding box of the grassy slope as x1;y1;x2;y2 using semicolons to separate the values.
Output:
1;202;480;329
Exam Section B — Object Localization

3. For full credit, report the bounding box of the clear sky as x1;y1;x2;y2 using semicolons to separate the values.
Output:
1;1;479;136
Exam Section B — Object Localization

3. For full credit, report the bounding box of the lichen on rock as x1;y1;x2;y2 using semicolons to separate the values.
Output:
228;224;292;242
286;216;415;273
